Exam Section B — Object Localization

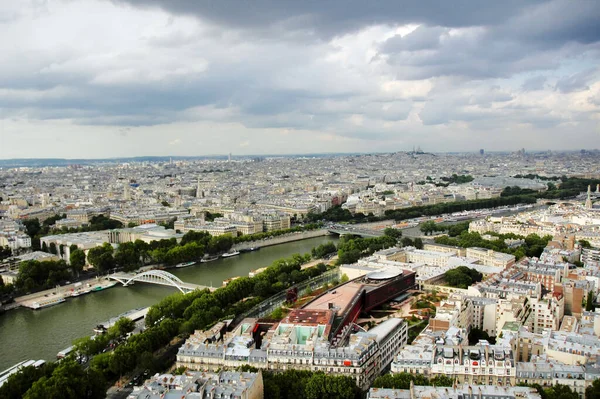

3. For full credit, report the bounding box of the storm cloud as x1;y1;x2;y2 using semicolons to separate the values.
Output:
0;0;599;158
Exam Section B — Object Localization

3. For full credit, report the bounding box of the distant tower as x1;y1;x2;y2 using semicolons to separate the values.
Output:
228;153;232;163
479;149;484;156
585;185;592;209
124;182;131;201
196;177;203;198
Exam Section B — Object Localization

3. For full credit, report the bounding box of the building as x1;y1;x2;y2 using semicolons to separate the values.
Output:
466;247;515;268
177;271;415;389
0;233;31;251
367;384;542;399
127;370;264;399
391;327;517;386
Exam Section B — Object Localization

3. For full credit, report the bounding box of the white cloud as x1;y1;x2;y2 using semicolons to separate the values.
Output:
0;0;599;158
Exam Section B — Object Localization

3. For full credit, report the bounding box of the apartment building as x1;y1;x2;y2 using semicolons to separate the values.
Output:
127;370;264;399
178;314;407;390
368;384;542;399
466;247;515;268
391;327;517;386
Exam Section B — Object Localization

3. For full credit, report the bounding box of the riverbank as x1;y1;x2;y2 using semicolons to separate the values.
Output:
0;235;338;370
5;277;117;311
232;228;330;251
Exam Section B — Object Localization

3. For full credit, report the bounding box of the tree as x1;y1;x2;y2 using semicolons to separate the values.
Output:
87;243;115;273
69;249;86;274
420;221;438;236
444;266;483;289
112;317;136;337
304;373;358;399
0;245;11;260
24;358;106;399
311;242;337;259
400;237;414;247
413;237;424;249
0;364;57;399
114;242;140;271
586;291;595;312
586;379;600;399
579;240;593;249
468;328;494;345
383;227;402;240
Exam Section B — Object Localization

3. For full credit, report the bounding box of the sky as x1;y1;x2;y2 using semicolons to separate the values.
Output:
0;0;599;159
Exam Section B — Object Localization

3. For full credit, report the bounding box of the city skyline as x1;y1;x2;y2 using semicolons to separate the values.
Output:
1;0;599;159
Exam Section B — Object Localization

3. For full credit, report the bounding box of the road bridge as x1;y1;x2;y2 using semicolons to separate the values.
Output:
108;270;214;294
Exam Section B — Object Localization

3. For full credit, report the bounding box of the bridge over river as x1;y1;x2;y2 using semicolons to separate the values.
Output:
108;270;215;294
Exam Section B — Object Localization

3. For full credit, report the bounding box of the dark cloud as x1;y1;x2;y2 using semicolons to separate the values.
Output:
112;0;545;38
1;0;598;153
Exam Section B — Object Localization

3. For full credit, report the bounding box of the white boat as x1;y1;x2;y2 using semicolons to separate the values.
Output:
31;297;66;310
221;251;240;258
200;256;219;263
175;261;196;268
71;288;92;297
56;346;74;359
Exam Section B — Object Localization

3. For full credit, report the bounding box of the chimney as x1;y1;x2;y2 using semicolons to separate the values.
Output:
485;345;489;364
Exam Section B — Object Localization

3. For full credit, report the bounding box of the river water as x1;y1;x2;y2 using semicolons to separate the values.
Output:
0;235;337;370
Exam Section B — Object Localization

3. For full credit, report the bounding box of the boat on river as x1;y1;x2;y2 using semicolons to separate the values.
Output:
221;251;240;258
175;261;196;268
31;297;66;310
200;256;219;263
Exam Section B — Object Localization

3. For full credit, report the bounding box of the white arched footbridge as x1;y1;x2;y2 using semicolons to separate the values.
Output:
108;270;214;294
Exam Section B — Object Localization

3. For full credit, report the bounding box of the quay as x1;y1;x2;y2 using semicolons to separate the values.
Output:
14;278;117;310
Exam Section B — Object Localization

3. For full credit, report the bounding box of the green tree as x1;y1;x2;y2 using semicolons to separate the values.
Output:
114;242;140;271
414;237;424;249
468;327;494;345
444;266;483;289
0;364;57;399
420;221;437;236
304;373;358;399
383;227;403;240
400;237;414;247
0;245;11;260
87;243;115;273
586;291;595;312
69;249;86;273
586;379;600;399
48;242;57;255
24;358;106;399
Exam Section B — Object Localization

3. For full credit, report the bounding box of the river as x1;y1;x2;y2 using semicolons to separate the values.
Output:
0;235;337;370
